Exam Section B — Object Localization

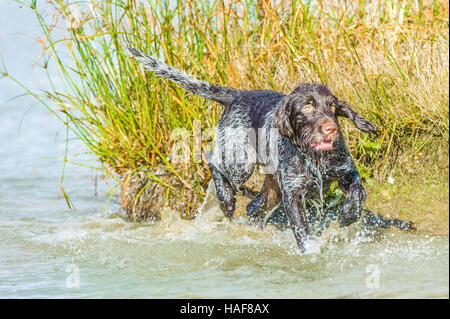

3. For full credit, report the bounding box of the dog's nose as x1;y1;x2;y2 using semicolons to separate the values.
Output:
322;121;337;137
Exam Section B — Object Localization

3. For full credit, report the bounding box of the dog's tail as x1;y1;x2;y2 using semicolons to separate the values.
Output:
127;47;237;105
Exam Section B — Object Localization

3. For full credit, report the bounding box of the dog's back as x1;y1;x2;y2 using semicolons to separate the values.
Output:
225;90;286;129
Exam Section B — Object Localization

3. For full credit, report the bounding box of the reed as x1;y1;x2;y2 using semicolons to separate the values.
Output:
5;0;449;213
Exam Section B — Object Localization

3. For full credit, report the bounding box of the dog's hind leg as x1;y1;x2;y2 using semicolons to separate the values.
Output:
208;163;237;219
246;174;282;227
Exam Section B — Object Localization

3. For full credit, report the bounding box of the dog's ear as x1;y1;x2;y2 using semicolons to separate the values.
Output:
335;100;377;134
274;96;296;140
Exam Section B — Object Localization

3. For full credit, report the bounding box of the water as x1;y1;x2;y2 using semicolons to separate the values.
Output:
0;204;448;298
0;2;448;299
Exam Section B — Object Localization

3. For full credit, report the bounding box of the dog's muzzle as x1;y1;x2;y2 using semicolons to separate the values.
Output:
311;121;338;151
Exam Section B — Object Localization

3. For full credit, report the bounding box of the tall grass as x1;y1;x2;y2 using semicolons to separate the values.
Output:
4;0;449;210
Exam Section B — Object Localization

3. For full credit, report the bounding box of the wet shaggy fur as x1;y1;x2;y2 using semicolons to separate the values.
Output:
128;47;377;252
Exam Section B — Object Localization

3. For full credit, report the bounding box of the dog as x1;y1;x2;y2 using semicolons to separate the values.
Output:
128;47;376;252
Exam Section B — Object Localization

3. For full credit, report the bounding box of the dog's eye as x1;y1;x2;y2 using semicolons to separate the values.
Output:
330;104;336;112
303;104;314;113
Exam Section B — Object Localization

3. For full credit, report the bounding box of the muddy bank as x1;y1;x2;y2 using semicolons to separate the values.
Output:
120;168;203;221
365;141;449;236
120;166;266;222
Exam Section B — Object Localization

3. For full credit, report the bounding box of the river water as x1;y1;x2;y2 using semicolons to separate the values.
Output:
0;2;448;299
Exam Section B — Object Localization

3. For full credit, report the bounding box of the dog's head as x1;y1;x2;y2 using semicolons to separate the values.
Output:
274;84;376;153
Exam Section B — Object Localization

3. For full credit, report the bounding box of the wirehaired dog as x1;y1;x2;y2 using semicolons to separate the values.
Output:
128;47;376;252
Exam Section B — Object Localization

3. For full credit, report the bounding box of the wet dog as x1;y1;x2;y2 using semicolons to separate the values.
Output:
129;47;377;252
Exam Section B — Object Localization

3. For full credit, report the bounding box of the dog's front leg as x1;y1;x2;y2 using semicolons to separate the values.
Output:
281;191;309;253
338;170;367;227
277;159;310;252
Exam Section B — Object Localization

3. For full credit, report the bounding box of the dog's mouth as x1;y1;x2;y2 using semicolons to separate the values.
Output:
311;140;334;151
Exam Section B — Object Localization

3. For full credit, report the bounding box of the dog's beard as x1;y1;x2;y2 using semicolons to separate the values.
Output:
311;140;334;151
292;128;338;158
308;127;339;152
300;131;335;154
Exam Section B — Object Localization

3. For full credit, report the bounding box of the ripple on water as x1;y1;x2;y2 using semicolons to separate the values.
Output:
0;197;448;298
1;204;448;298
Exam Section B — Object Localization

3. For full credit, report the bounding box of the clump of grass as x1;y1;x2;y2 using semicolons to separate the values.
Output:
4;0;449;213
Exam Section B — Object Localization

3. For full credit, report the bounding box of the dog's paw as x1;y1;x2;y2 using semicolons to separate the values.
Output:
338;203;361;227
391;219;416;231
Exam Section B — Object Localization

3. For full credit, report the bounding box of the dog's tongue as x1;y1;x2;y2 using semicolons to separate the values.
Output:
312;140;333;151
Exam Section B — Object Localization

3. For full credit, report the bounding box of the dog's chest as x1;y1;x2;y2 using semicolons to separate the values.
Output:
295;155;351;191
304;161;329;192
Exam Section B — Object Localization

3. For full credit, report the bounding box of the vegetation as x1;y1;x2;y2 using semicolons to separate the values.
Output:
3;0;449;218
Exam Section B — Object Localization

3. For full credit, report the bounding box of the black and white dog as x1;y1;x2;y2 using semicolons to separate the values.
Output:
129;48;377;252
